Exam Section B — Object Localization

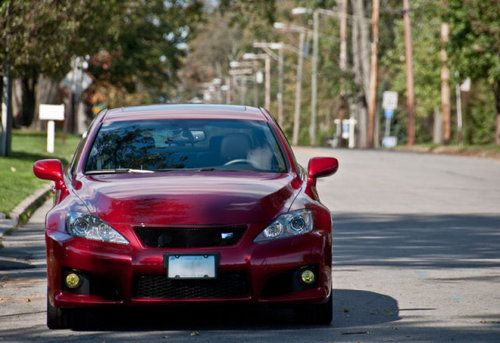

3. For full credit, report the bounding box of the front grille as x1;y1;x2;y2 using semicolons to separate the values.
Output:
135;226;245;248
134;272;249;299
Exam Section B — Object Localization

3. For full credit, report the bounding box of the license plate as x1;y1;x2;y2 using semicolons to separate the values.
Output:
166;254;217;279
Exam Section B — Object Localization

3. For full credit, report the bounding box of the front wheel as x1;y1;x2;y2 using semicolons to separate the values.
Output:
47;296;74;329
295;292;333;325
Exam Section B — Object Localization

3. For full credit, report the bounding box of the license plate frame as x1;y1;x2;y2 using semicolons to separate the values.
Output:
164;254;218;279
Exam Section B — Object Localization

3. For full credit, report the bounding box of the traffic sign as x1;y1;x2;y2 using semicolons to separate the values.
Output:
39;104;64;121
382;91;398;111
384;109;394;119
39;104;65;154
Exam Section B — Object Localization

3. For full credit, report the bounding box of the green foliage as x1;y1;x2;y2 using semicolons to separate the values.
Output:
90;0;204;99
448;0;500;83
0;0;204;105
464;80;496;145
0;0;115;78
0;131;80;215
381;0;441;144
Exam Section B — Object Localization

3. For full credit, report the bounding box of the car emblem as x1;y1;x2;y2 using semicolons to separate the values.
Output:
221;232;234;240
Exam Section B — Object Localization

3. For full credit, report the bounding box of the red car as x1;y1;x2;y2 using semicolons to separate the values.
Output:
33;104;338;329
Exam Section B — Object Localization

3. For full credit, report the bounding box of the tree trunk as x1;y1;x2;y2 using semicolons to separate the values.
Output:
495;82;500;145
352;0;369;148
33;75;63;130
15;77;38;127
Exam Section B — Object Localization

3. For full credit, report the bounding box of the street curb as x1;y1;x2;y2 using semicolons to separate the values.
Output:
0;184;52;239
395;146;500;161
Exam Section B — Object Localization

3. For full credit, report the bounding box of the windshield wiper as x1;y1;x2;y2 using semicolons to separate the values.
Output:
194;167;251;172
86;168;154;175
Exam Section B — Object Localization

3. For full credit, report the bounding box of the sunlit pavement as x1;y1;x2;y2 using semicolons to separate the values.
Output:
1;148;499;342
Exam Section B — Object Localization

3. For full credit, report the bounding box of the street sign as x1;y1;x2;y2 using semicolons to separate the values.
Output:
39;104;65;121
255;71;264;84
382;91;398;111
39;104;65;153
460;78;471;92
384;109;394;119
382;136;398;148
382;91;398;140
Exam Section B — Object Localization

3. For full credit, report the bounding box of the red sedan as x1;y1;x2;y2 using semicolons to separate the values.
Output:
33;104;338;329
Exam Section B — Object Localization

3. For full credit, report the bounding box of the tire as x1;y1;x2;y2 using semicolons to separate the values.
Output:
47;296;74;329
295;293;333;325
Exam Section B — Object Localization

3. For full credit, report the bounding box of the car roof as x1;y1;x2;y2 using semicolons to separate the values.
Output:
103;104;268;122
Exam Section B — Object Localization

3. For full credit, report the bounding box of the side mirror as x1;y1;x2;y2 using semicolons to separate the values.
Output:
33;159;65;190
308;157;339;180
306;157;338;198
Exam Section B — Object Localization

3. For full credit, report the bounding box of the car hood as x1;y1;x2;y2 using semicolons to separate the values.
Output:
75;172;300;226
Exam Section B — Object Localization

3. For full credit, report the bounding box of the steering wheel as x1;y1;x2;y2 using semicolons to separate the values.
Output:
223;159;252;166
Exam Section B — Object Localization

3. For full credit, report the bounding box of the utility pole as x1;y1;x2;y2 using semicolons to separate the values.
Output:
1;1;12;157
455;80;463;145
292;7;336;145
225;76;231;104
264;54;271;109
293;30;306;146
311;10;319;146
352;0;370;148
274;22;307;145
339;0;348;146
403;0;416;146
367;0;380;148
277;47;284;126
253;42;285;126
242;53;270;109
1;61;13;157
440;1;451;144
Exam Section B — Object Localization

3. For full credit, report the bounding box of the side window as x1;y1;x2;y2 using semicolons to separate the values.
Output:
270;121;296;172
69;117;99;178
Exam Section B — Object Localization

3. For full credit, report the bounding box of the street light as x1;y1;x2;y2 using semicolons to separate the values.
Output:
273;22;286;30
243;53;271;109
292;7;337;146
253;42;285;127
229;66;254;105
273;22;308;146
291;7;311;15
229;61;254;69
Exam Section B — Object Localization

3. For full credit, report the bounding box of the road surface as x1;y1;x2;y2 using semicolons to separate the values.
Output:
1;148;499;342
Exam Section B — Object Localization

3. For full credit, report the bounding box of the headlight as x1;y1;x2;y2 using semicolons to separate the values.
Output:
254;209;313;242
66;212;129;245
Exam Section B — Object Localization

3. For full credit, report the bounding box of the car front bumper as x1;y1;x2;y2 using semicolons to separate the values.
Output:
46;229;331;308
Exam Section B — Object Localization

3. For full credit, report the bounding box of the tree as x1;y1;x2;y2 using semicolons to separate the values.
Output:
90;0;204;104
448;0;500;144
0;0;204;129
0;0;117;126
382;0;441;144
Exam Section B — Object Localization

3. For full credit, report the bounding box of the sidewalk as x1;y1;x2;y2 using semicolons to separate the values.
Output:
0;200;50;329
0;214;16;241
0;184;52;241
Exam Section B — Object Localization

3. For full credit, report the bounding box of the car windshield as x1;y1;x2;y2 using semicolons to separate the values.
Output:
85;119;287;173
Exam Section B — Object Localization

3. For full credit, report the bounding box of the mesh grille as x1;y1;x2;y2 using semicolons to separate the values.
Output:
135;226;245;248
134;272;249;299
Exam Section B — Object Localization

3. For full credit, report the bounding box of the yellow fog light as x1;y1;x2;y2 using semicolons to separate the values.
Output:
65;273;81;289
300;269;315;284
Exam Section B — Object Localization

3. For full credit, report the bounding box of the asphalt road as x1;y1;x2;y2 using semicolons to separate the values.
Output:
1;148;499;342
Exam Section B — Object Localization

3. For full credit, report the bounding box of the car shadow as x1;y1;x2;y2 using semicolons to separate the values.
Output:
332;212;500;269
70;288;399;331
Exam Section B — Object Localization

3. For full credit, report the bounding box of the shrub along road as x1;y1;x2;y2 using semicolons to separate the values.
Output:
0;148;499;342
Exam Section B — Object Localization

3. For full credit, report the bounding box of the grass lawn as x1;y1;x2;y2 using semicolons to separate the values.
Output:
0;130;80;215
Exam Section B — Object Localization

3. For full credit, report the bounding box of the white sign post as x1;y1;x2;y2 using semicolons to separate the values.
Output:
382;91;398;148
39;104;65;153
